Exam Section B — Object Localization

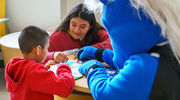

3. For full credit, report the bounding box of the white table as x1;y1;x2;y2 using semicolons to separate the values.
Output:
0;32;22;66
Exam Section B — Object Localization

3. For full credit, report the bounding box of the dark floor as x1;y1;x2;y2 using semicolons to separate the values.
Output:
0;67;10;100
0;47;10;99
0;47;4;68
0;60;4;68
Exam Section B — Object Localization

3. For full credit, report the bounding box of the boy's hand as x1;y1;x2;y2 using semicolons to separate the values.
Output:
53;52;69;63
45;60;56;70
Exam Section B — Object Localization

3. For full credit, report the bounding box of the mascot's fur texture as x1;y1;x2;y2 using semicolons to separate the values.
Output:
76;0;180;100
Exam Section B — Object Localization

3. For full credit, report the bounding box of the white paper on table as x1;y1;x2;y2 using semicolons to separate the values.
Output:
61;48;79;55
49;60;83;78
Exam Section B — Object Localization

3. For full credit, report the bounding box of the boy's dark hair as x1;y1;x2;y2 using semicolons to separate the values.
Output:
18;25;49;54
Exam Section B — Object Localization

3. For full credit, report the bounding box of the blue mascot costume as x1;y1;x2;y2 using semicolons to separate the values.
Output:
76;0;180;100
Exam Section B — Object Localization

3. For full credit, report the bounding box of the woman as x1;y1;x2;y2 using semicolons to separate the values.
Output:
44;3;112;63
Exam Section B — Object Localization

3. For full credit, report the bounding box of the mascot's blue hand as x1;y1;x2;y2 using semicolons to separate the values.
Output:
78;60;104;76
76;46;97;59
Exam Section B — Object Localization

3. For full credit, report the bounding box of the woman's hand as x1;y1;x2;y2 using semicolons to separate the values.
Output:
45;60;56;70
53;51;69;63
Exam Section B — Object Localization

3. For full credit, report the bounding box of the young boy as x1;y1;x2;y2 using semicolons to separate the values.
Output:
5;25;75;100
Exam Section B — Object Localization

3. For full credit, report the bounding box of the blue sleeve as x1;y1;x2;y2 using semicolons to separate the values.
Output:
87;54;159;100
102;49;115;67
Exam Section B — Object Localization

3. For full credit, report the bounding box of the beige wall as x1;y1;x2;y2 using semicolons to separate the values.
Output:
61;0;102;25
6;0;60;32
5;0;102;33
60;0;83;20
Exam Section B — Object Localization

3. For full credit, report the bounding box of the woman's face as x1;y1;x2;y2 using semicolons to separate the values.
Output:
69;17;91;39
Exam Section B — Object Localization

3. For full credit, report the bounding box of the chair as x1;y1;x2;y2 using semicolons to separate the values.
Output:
0;0;10;38
0;0;10;67
0;18;10;37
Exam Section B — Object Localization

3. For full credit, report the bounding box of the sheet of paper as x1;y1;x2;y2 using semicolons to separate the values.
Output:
61;48;79;55
49;60;83;79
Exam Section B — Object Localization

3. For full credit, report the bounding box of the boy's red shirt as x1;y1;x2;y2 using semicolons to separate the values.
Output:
5;57;75;100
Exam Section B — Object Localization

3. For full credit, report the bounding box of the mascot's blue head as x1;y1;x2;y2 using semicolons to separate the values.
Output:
100;0;163;65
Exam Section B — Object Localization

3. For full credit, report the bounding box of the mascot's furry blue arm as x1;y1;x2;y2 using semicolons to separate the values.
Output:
77;0;180;100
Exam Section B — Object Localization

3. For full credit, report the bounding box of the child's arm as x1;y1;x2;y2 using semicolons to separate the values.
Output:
44;60;56;70
90;30;112;50
28;63;75;98
53;52;69;63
